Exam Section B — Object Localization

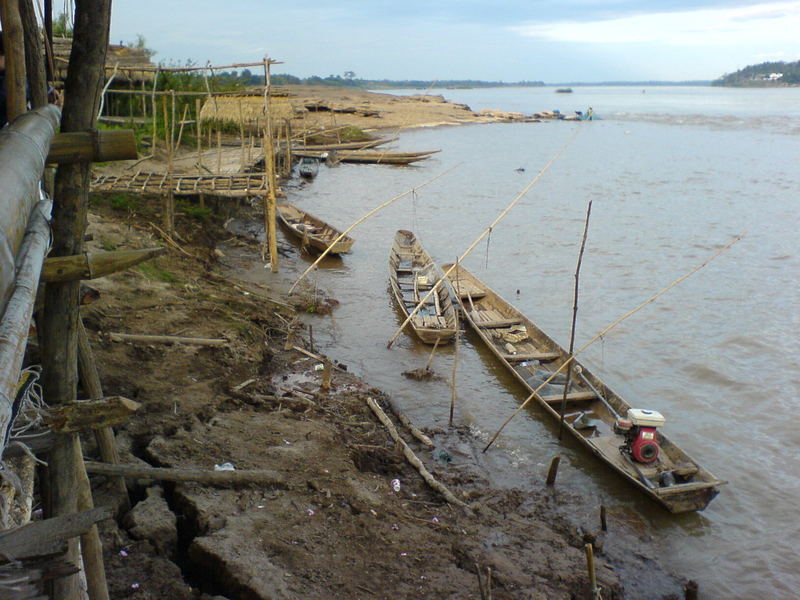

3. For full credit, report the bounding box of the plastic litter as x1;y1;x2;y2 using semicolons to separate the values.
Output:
314;363;325;371
391;478;401;492
118;550;129;557
214;462;235;471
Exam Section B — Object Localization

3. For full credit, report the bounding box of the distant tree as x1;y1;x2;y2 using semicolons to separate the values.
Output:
131;34;156;58
344;71;356;80
53;12;72;37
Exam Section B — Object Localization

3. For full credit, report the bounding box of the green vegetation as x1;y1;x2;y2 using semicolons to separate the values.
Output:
713;61;800;86
177;201;214;222
137;262;178;283
109;193;139;212
53;12;72;37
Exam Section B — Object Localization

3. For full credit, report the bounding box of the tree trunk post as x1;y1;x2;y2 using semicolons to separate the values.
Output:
40;2;113;599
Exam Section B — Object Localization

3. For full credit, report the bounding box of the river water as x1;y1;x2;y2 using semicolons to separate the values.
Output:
236;86;799;598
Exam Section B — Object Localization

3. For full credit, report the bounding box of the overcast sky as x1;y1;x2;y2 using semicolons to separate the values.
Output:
108;1;800;82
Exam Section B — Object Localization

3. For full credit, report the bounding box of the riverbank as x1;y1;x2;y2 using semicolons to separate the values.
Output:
85;89;690;599
84;196;692;600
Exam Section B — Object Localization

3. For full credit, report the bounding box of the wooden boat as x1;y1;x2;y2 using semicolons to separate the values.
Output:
556;87;573;93
389;231;458;344
297;156;319;179
443;263;725;513
293;137;397;151
276;203;354;254
293;149;439;165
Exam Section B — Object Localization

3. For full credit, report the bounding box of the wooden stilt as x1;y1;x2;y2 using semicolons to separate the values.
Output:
546;455;560;486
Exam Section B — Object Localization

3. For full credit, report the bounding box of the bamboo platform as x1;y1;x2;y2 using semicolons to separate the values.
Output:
91;172;274;197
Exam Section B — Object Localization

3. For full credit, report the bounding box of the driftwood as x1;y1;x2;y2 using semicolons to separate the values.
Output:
107;333;226;346
45;396;140;434
42;247;165;282
84;461;288;488
365;397;468;512
383;396;434;448
0;506;111;561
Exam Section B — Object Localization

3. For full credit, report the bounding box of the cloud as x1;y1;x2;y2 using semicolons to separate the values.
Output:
510;2;800;46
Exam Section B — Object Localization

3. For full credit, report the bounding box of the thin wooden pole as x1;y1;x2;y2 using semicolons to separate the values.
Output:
585;543;599;600
386;130;580;348
151;68;159;152
559;200;592;440
449;258;460;427
0;0;28;121
19;0;48;108
483;233;745;452
424;338;440;371
546;455;560;486
263;58;278;272
288;165;459;295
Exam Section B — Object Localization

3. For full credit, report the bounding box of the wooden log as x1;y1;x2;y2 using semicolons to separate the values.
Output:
46;130;137;164
0;505;111;560
365;397;470;513
0;0;27;121
474;318;523;329
107;333;226;346
40;2;114;598
83;461;288;488
45;396;140;434
42;247;165;282
501;352;561;362
18;0;48;109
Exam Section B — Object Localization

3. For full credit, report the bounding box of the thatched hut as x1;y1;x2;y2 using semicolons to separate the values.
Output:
52;37;156;84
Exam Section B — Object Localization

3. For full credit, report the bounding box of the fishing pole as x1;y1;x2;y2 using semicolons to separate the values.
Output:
288;164;459;295
386;126;583;348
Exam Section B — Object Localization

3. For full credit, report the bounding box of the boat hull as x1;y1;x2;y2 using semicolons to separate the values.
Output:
443;263;724;513
277;203;354;254
389;231;458;344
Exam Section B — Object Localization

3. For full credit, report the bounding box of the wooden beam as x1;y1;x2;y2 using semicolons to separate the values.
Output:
42;247;165;282
45;396;140;434
46;130;138;164
501;352;561;362
83;461;289;488
474;318;524;328
539;391;597;404
0;506;111;560
107;333;226;346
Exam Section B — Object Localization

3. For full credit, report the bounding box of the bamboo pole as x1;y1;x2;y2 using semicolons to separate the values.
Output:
585;543;599;600
84;461;287;487
288;165;459;295
449;259;460;427
483;233;745;452
386;130;580;348
150;67;159;152
559;200;592;440
365;397;469;512
424;338;440;371
263;58;278;272
0;0;27;121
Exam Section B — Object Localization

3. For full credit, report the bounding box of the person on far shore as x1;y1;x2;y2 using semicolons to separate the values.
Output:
587;107;594;121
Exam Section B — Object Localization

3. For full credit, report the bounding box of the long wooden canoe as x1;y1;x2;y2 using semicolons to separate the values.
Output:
443;263;725;513
277;203;354;254
293;137;397;151
293;149;439;165
389;231;458;344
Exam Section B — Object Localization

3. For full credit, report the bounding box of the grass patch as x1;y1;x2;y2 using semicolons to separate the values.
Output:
137;263;178;283
177;201;214;222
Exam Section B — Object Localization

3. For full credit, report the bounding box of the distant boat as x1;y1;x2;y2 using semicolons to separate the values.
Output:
297;157;319;179
555;88;573;93
277;203;354;254
293;149;439;166
443;263;725;513
388;230;458;344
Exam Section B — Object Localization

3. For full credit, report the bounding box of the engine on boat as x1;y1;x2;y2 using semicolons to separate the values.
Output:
615;408;665;463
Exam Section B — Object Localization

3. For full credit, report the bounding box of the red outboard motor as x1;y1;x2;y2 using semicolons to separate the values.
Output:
615;408;665;463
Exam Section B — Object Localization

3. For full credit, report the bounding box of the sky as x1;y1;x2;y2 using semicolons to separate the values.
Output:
107;1;800;82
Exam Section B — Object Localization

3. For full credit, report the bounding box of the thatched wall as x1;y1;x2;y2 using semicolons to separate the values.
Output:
199;94;296;131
